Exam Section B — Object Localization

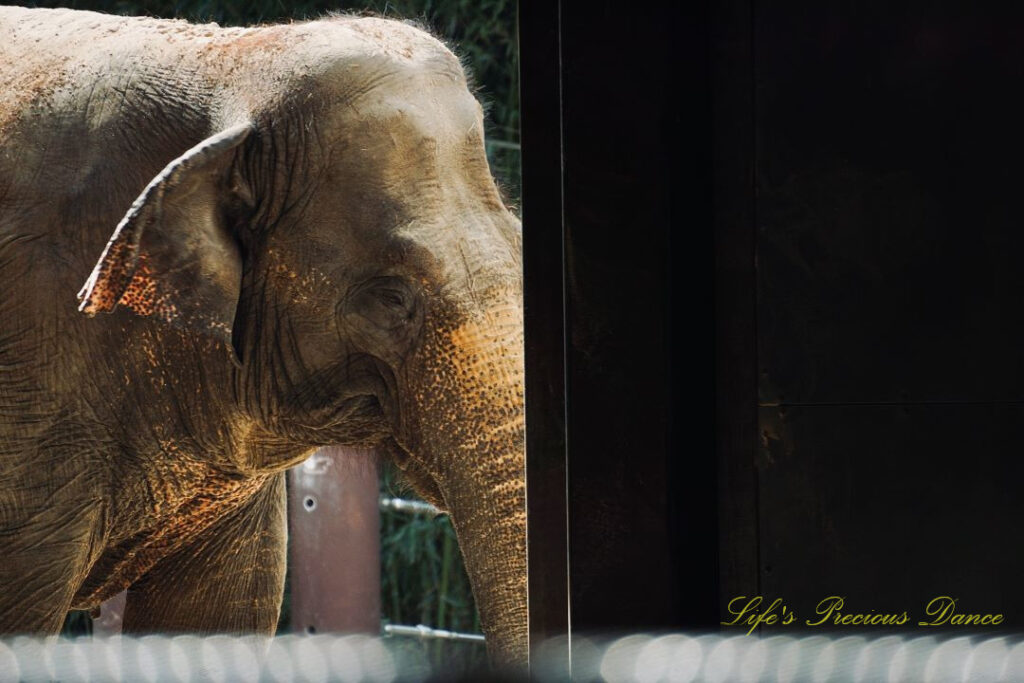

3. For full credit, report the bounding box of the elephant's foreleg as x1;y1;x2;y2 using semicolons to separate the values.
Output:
122;473;287;634
0;500;106;634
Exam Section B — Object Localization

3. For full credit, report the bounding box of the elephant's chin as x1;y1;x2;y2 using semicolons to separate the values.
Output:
382;438;447;511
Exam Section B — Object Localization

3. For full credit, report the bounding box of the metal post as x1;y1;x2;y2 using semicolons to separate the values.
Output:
288;446;381;635
92;590;126;637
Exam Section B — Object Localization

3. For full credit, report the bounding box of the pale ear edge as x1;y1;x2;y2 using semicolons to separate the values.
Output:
76;122;253;316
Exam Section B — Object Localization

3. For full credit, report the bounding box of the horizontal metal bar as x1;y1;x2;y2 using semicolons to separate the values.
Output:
486;139;522;151
378;496;442;516
383;624;486;644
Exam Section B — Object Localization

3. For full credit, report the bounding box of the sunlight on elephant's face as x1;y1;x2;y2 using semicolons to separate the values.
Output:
229;57;526;663
234;57;522;477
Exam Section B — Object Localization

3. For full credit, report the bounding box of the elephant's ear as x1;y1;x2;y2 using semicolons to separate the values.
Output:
77;123;252;353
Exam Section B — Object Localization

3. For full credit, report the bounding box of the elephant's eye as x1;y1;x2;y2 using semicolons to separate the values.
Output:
343;276;420;335
377;288;407;309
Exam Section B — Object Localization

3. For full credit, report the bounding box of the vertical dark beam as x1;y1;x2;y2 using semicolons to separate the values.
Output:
519;0;570;671
666;0;719;631
558;0;716;639
288;447;380;635
713;0;760;613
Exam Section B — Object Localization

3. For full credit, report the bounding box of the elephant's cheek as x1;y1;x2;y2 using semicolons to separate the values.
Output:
408;299;524;473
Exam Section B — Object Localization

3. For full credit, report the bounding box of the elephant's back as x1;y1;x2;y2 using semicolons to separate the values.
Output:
0;7;247;129
0;9;243;283
0;6;243;62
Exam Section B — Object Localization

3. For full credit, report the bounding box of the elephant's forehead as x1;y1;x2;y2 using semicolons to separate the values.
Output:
316;86;492;213
323;98;490;222
332;81;483;150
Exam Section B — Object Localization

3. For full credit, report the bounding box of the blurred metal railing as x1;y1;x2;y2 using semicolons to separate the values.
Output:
535;632;1022;683
3;633;1023;682
0;634;419;683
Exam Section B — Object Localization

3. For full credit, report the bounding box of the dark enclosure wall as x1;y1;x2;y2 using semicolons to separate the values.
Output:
718;0;1024;635
528;0;1024;665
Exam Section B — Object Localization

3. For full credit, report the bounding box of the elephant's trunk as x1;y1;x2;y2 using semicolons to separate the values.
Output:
442;438;526;666
402;289;527;666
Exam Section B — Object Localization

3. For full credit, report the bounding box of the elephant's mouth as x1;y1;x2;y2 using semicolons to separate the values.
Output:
275;355;397;446
302;393;384;430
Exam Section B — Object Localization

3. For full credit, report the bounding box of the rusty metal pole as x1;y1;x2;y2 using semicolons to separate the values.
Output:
92;590;126;637
288;446;381;635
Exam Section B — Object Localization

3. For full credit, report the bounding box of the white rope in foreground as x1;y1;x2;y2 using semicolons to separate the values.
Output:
1;633;1023;681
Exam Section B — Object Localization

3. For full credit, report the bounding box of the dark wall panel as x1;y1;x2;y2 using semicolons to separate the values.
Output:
746;1;1024;637
759;404;1024;630
756;3;1024;404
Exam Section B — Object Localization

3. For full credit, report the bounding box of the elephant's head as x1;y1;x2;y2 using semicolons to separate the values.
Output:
77;18;526;665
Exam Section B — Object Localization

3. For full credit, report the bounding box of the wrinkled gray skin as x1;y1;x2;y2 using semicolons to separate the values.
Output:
0;7;525;665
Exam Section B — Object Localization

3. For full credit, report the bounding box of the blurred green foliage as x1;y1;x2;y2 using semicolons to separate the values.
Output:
52;1;518;664
378;463;487;672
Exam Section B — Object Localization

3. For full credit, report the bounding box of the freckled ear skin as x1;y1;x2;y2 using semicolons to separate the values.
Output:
77;123;252;358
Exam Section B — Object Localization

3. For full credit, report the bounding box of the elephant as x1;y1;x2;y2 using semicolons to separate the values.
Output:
0;6;525;666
